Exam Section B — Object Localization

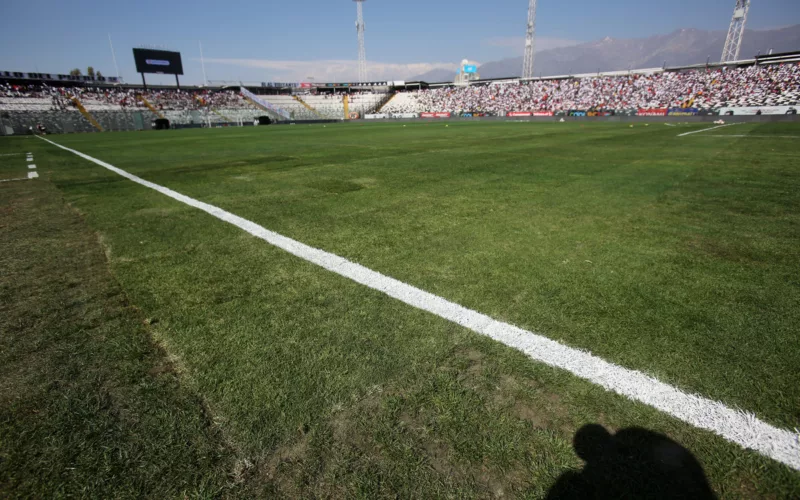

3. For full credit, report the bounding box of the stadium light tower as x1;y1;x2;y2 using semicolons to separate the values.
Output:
721;0;751;62
522;0;537;79
354;0;368;82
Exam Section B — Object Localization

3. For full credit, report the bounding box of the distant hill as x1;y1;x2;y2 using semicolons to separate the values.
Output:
408;68;457;83
415;25;800;82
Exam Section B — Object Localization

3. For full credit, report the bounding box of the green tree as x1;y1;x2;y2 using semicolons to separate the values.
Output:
96;71;103;79
87;66;95;78
69;68;82;77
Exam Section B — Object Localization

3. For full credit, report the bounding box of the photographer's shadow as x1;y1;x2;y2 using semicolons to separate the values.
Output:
547;424;716;499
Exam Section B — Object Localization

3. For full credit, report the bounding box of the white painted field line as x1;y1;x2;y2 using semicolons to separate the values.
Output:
677;123;739;137
37;135;800;472
0;177;29;183
707;135;800;139
27;171;38;179
0;153;23;157
28;164;37;169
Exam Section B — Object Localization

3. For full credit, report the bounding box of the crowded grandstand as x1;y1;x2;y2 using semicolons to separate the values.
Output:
1;58;798;134
383;63;800;115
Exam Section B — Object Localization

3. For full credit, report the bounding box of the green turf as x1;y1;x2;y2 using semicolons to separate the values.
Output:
0;179;234;497
1;122;799;497
0;152;29;181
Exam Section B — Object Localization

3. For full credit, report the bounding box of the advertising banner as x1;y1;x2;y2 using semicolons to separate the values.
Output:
718;106;798;116
507;111;554;117
463;64;478;74
420;112;451;118
587;110;614;117
240;87;291;120
567;110;614;117
365;114;388;120
261;82;298;88
392;113;418;119
299;82;313;88
668;108;700;116
637;108;668;116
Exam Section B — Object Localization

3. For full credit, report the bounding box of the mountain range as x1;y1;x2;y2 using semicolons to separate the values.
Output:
410;24;800;82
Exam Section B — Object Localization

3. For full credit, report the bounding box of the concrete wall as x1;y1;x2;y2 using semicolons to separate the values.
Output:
1;110;797;136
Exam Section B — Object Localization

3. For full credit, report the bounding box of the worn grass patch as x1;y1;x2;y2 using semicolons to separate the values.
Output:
0;180;235;497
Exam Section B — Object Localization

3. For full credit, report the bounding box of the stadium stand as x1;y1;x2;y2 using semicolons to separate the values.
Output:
296;94;342;119
1;62;797;134
262;93;384;119
381;63;800;114
0;84;267;128
347;93;385;115
378;92;420;114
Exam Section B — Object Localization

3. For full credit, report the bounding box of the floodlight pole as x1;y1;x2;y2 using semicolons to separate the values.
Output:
199;41;208;86
354;0;368;82
721;0;751;62
108;34;121;81
522;0;537;79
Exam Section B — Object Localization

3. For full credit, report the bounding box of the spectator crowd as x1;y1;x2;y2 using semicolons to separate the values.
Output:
0;84;252;112
2;63;799;116
386;63;800;114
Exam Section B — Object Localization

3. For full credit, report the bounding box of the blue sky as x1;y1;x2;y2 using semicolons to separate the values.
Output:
1;0;798;84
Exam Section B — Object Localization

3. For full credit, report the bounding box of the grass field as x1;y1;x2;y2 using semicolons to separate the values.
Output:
2;121;799;498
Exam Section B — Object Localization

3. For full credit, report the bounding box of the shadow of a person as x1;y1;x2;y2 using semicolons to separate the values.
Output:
547;424;716;499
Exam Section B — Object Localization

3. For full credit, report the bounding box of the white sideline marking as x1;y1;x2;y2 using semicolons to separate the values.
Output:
677;123;738;137
28;164;36;169
707;135;800;139
0;177;29;183
37;135;800;472
0;153;23;157
27;171;38;179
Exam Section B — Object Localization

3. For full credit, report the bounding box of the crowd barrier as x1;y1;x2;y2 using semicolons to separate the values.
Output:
0;108;267;136
718;106;798;116
503;107;796;118
2;107;798;136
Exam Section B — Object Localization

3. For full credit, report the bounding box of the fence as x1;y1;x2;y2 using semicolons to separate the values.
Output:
0;108;265;136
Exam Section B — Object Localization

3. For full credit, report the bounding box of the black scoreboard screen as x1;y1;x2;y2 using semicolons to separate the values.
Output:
133;49;184;75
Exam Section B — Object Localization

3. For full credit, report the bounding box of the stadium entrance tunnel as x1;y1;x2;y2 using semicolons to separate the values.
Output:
256;116;272;126
152;118;170;130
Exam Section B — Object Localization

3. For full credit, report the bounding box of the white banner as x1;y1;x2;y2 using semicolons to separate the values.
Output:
392;113;419;119
718;106;798;116
365;114;389;120
239;86;291;119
